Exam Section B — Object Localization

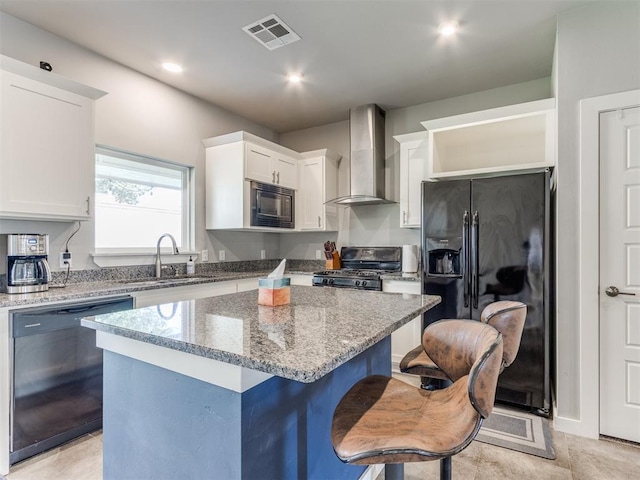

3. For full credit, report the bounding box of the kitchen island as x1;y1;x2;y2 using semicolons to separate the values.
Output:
82;286;440;480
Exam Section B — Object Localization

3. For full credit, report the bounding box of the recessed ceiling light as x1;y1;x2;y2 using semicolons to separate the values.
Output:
288;73;303;83
162;62;183;73
438;21;459;37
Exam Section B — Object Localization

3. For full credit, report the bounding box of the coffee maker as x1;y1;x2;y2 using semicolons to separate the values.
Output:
7;234;51;294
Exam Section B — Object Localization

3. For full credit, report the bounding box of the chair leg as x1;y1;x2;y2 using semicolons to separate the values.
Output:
440;457;452;480
384;463;404;480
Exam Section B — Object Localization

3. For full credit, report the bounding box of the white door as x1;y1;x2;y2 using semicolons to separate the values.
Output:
599;106;640;443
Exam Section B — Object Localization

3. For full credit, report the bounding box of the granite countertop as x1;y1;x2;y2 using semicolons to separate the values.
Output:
0;271;274;309
380;272;420;281
0;270;420;309
82;286;440;383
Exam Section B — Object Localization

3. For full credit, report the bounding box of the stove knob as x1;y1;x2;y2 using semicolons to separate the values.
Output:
323;279;328;285
362;281;367;288
355;280;360;286
329;278;334;285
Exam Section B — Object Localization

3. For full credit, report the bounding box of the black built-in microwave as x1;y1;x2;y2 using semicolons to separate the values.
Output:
250;181;295;229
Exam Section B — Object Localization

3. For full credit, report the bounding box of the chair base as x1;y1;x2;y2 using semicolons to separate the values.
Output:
384;463;404;480
382;457;451;480
440;457;452;480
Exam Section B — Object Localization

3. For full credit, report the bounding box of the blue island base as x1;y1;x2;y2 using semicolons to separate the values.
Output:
102;338;391;480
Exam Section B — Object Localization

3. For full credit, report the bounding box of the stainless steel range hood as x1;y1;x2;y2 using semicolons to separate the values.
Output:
329;104;394;206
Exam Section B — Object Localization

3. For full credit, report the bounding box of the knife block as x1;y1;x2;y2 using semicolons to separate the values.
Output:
325;252;341;270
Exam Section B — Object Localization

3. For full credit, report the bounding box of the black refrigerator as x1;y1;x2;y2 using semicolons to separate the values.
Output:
421;170;552;416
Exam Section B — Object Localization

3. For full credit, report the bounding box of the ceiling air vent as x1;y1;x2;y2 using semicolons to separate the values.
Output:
242;14;301;51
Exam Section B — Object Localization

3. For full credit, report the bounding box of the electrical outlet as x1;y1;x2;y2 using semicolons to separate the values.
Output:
315;250;322;260
201;249;209;262
219;250;226;261
60;252;72;268
260;249;266;259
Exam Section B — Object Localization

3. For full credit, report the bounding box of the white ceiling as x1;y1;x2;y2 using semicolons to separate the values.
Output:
0;0;594;133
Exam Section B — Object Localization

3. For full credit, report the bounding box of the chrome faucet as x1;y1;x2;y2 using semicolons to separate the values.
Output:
155;233;179;278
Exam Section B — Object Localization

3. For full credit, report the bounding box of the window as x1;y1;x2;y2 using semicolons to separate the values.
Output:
95;146;192;252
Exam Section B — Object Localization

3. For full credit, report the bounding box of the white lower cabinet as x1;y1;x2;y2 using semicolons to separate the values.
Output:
236;277;259;292
288;274;313;286
382;280;422;372
133;279;256;308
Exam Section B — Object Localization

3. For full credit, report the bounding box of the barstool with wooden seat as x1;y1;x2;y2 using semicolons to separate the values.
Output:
399;301;526;386
331;319;509;480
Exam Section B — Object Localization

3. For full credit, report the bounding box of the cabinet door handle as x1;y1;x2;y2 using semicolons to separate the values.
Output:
276;172;280;184
402;210;407;224
251;149;270;158
86;196;91;215
272;171;276;183
318;216;321;227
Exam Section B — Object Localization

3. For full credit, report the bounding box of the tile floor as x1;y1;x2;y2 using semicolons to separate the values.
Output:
4;423;639;480
4;374;640;480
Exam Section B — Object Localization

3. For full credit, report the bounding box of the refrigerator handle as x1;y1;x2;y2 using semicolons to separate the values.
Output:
463;210;470;308
472;211;479;309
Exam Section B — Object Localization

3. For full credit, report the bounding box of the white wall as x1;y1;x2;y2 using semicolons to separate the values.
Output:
0;12;278;271
279;78;552;255
554;1;640;429
0;12;554;269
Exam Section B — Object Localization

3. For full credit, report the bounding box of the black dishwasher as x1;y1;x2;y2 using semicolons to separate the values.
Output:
9;296;133;464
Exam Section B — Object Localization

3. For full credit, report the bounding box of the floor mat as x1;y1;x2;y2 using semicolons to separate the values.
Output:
475;406;556;459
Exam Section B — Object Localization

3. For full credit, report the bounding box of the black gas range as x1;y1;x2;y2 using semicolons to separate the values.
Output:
312;246;402;291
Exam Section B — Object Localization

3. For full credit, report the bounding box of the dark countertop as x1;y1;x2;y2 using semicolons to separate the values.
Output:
81;286;440;383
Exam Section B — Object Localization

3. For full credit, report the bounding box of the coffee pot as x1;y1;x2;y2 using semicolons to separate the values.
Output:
6;234;51;294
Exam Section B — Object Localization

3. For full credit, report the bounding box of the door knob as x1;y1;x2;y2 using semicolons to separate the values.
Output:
605;286;636;297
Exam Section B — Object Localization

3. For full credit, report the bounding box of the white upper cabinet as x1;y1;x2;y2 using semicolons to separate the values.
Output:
297;149;340;231
203;132;296;231
394;132;428;228
245;143;274;183
421;98;555;179
204;140;249;230
245;142;298;189
272;153;298;189
203;132;339;232
0;55;106;221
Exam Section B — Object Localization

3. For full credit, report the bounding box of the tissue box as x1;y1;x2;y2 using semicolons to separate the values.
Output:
258;277;291;306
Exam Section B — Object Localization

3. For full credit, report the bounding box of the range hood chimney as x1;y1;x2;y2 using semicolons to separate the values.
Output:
330;104;394;206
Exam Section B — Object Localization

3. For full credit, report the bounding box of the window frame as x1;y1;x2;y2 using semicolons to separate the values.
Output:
93;145;194;258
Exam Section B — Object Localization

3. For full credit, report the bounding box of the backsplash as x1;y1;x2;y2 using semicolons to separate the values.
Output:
0;259;324;291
